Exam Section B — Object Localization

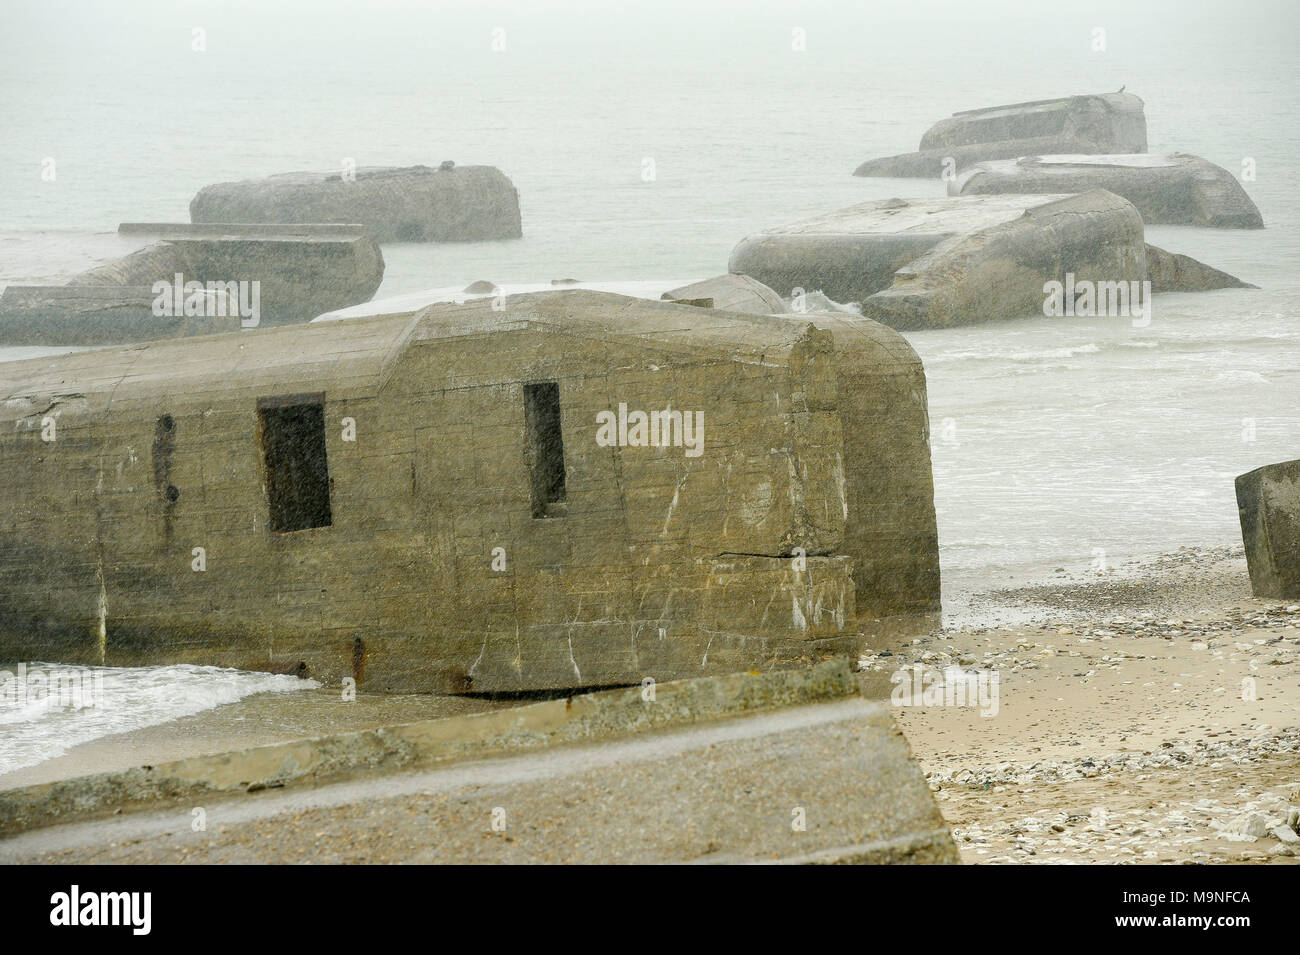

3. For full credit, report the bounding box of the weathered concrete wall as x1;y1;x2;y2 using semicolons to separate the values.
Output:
0;285;240;345
798;312;940;622
190;164;523;242
0;291;938;692
661;273;787;314
951;154;1263;228
854;92;1147;178
1236;459;1300;600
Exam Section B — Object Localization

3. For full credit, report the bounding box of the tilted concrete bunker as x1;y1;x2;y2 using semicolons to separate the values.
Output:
732;191;1147;328
854;91;1147;178
731;191;1253;330
950;154;1263;228
1236;459;1300;600
661;274;788;315
0;223;385;344
0;291;939;692
190;164;523;242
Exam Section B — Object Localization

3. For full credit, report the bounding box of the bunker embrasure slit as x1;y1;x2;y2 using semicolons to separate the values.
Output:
152;413;179;540
152;413;175;496
523;381;567;518
257;394;332;532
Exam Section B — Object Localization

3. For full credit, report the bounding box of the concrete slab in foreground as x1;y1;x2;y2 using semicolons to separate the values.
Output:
951;153;1263;228
0;661;959;864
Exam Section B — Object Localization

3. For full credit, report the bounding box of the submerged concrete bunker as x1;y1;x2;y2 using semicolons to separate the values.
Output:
730;191;1253;330
950;153;1263;228
854;92;1147;178
0;223;385;345
732;191;1146;328
660;273;788;314
0;291;939;693
190;164;523;242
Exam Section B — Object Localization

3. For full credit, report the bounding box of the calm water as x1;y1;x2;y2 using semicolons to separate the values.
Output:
0;0;1296;705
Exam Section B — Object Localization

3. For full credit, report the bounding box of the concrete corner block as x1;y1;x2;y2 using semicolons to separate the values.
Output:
1236;459;1300;599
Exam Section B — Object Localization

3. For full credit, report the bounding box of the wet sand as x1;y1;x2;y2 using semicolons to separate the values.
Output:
884;547;1300;864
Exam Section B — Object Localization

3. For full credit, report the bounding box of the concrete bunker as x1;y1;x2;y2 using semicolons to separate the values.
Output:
730;191;1253;330
1236;459;1300;600
950;153;1263;228
189;164;523;243
0;223;385;345
0;290;939;692
853;91;1147;178
660;274;787;315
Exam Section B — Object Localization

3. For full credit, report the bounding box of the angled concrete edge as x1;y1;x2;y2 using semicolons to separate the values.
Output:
705;829;960;865
0;660;856;837
118;222;374;239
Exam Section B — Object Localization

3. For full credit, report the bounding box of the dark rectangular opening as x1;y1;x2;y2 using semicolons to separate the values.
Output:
257;395;332;532
523;381;566;518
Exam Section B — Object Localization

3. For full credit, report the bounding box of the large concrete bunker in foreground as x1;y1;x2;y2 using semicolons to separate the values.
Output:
0;291;939;693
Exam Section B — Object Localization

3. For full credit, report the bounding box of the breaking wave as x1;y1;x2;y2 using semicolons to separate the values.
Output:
0;663;317;776
926;342;1105;364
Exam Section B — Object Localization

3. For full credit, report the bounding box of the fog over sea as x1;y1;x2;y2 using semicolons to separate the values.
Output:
1;0;1298;762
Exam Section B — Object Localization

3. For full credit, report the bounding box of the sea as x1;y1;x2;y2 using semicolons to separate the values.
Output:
1;0;1297;771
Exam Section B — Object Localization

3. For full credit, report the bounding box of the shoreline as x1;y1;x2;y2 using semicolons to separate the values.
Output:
3;546;1297;864
878;546;1300;864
